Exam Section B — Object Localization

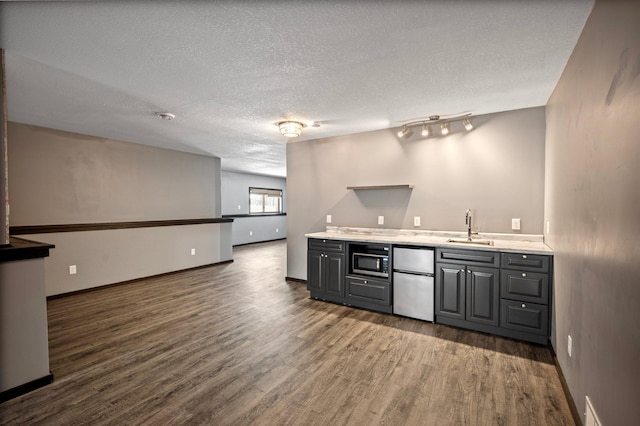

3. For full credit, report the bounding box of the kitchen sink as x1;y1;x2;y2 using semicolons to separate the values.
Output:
446;238;494;246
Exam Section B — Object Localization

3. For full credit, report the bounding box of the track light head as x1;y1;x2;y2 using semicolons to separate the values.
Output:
440;122;450;136
421;123;431;137
397;126;412;138
463;118;474;131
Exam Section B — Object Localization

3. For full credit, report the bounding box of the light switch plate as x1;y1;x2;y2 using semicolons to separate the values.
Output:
378;216;384;225
511;218;521;231
326;215;332;224
69;265;77;275
191;248;196;256
414;216;421;227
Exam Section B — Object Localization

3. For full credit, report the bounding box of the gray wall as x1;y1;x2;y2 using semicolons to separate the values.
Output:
8;122;231;296
287;107;546;279
544;1;640;424
0;258;49;391
22;224;232;296
8;122;221;225
221;170;286;245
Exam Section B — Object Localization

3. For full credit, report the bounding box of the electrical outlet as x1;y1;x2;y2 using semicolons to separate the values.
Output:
249;231;253;236
276;228;279;233
414;216;421;227
511;218;521;231
568;335;573;357
378;216;384;225
326;214;332;224
546;220;550;234
191;248;196;256
69;265;77;275
237;204;241;210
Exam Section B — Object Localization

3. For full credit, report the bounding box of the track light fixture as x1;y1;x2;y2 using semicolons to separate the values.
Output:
396;113;474;139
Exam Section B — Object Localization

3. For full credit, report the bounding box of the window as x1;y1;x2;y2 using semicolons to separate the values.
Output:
249;187;283;214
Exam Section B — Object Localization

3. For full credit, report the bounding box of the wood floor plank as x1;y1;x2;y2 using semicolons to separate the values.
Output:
0;240;574;425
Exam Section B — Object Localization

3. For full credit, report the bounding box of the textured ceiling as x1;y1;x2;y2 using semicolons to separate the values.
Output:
1;1;594;177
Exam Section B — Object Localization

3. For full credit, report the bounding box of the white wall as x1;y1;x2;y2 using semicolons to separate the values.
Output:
221;170;286;245
544;1;640;424
286;107;546;280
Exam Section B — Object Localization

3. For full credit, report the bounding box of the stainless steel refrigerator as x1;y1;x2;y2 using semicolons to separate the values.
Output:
392;247;434;322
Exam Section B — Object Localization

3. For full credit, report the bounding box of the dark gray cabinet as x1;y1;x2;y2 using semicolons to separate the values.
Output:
435;263;465;319
307;239;345;302
466;266;499;326
499;252;551;343
344;241;393;314
307;238;553;345
436;248;552;345
346;276;390;307
436;255;499;327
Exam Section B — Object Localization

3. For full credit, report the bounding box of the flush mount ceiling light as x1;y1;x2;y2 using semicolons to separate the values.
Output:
155;112;175;121
396;113;474;139
277;121;306;138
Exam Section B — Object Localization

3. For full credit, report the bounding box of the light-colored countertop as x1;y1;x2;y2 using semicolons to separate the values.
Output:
306;226;553;255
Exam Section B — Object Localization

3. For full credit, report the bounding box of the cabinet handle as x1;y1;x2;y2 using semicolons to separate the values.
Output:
522;273;527;277
364;280;368;284
521;303;526;308
467;270;471;274
522;255;527;259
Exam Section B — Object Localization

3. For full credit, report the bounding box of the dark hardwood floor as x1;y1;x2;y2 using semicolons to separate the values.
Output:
0;240;574;425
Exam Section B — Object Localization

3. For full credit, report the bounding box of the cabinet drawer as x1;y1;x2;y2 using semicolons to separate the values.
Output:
346;277;390;306
436;248;500;268
500;300;549;336
308;238;345;252
501;253;550;272
500;270;549;304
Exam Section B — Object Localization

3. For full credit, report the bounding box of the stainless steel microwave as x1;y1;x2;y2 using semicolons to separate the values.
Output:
352;252;389;278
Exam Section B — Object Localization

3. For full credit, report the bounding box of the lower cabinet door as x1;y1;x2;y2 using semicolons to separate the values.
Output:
466;266;499;326
435;263;465;320
500;300;549;335
346;277;390;306
307;250;324;292
325;252;345;297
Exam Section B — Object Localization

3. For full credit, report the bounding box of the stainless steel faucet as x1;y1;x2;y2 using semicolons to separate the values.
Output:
465;209;472;241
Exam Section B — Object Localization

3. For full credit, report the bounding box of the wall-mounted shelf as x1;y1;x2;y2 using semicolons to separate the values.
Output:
347;184;414;190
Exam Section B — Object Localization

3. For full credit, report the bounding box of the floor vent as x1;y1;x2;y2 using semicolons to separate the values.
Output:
585;396;602;426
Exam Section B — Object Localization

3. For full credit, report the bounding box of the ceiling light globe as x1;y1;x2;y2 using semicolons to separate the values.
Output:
463;118;474;131
278;121;305;138
441;122;450;136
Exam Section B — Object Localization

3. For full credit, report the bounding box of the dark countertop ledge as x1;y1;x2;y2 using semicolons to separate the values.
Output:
0;237;55;263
